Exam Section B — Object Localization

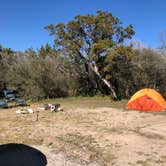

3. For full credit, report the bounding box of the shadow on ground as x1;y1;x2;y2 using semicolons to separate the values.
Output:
0;143;47;166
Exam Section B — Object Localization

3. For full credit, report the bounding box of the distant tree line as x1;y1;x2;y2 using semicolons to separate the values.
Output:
0;11;166;100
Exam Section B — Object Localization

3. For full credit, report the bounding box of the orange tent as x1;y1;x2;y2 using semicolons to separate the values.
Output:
126;88;166;112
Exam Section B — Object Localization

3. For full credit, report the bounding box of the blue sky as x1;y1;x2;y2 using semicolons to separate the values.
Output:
0;0;165;51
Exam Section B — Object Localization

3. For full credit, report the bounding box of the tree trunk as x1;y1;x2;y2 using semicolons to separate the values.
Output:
89;63;117;99
77;51;117;99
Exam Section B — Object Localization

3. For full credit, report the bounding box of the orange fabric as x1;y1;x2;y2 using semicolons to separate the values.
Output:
126;88;166;111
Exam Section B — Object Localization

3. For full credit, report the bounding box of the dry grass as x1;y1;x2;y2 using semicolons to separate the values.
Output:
136;159;152;166
0;97;166;165
36;96;127;109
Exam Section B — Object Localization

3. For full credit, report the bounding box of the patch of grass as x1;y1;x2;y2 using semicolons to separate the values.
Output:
56;133;116;165
0;138;43;145
33;97;127;110
136;151;144;156
155;159;165;164
131;127;164;140
137;132;164;140
56;133;98;149
136;159;152;166
103;126;124;134
127;162;133;165
101;151;117;164
160;155;166;162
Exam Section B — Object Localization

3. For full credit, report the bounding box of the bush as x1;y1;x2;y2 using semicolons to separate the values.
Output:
6;55;75;100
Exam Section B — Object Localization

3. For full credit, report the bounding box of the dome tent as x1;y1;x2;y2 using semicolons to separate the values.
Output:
126;88;166;112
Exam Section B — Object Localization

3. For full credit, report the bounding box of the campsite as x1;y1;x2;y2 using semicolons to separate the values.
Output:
0;97;166;165
1;0;166;166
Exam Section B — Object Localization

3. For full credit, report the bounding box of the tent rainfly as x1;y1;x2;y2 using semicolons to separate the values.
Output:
126;88;166;112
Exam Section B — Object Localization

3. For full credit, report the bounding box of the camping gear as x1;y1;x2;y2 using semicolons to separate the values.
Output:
126;88;166;111
40;103;63;112
0;89;27;108
2;89;27;107
16;108;33;114
0;100;8;108
15;98;27;106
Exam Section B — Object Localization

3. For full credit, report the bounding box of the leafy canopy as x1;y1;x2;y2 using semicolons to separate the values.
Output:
45;10;135;62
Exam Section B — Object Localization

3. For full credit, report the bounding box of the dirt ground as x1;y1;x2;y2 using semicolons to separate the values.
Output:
0;99;166;166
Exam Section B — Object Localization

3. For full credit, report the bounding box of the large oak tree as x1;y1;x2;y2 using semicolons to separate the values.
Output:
45;10;135;99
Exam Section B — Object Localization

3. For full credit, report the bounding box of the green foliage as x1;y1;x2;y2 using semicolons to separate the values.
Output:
105;46;137;98
6;55;75;100
25;48;37;57
38;44;56;58
132;48;166;97
0;11;166;100
105;47;166;98
45;10;134;62
45;10;135;96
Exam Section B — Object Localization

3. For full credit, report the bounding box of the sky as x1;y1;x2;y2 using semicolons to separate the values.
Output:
0;0;165;51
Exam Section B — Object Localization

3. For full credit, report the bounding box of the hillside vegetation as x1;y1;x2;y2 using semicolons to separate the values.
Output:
0;11;165;100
